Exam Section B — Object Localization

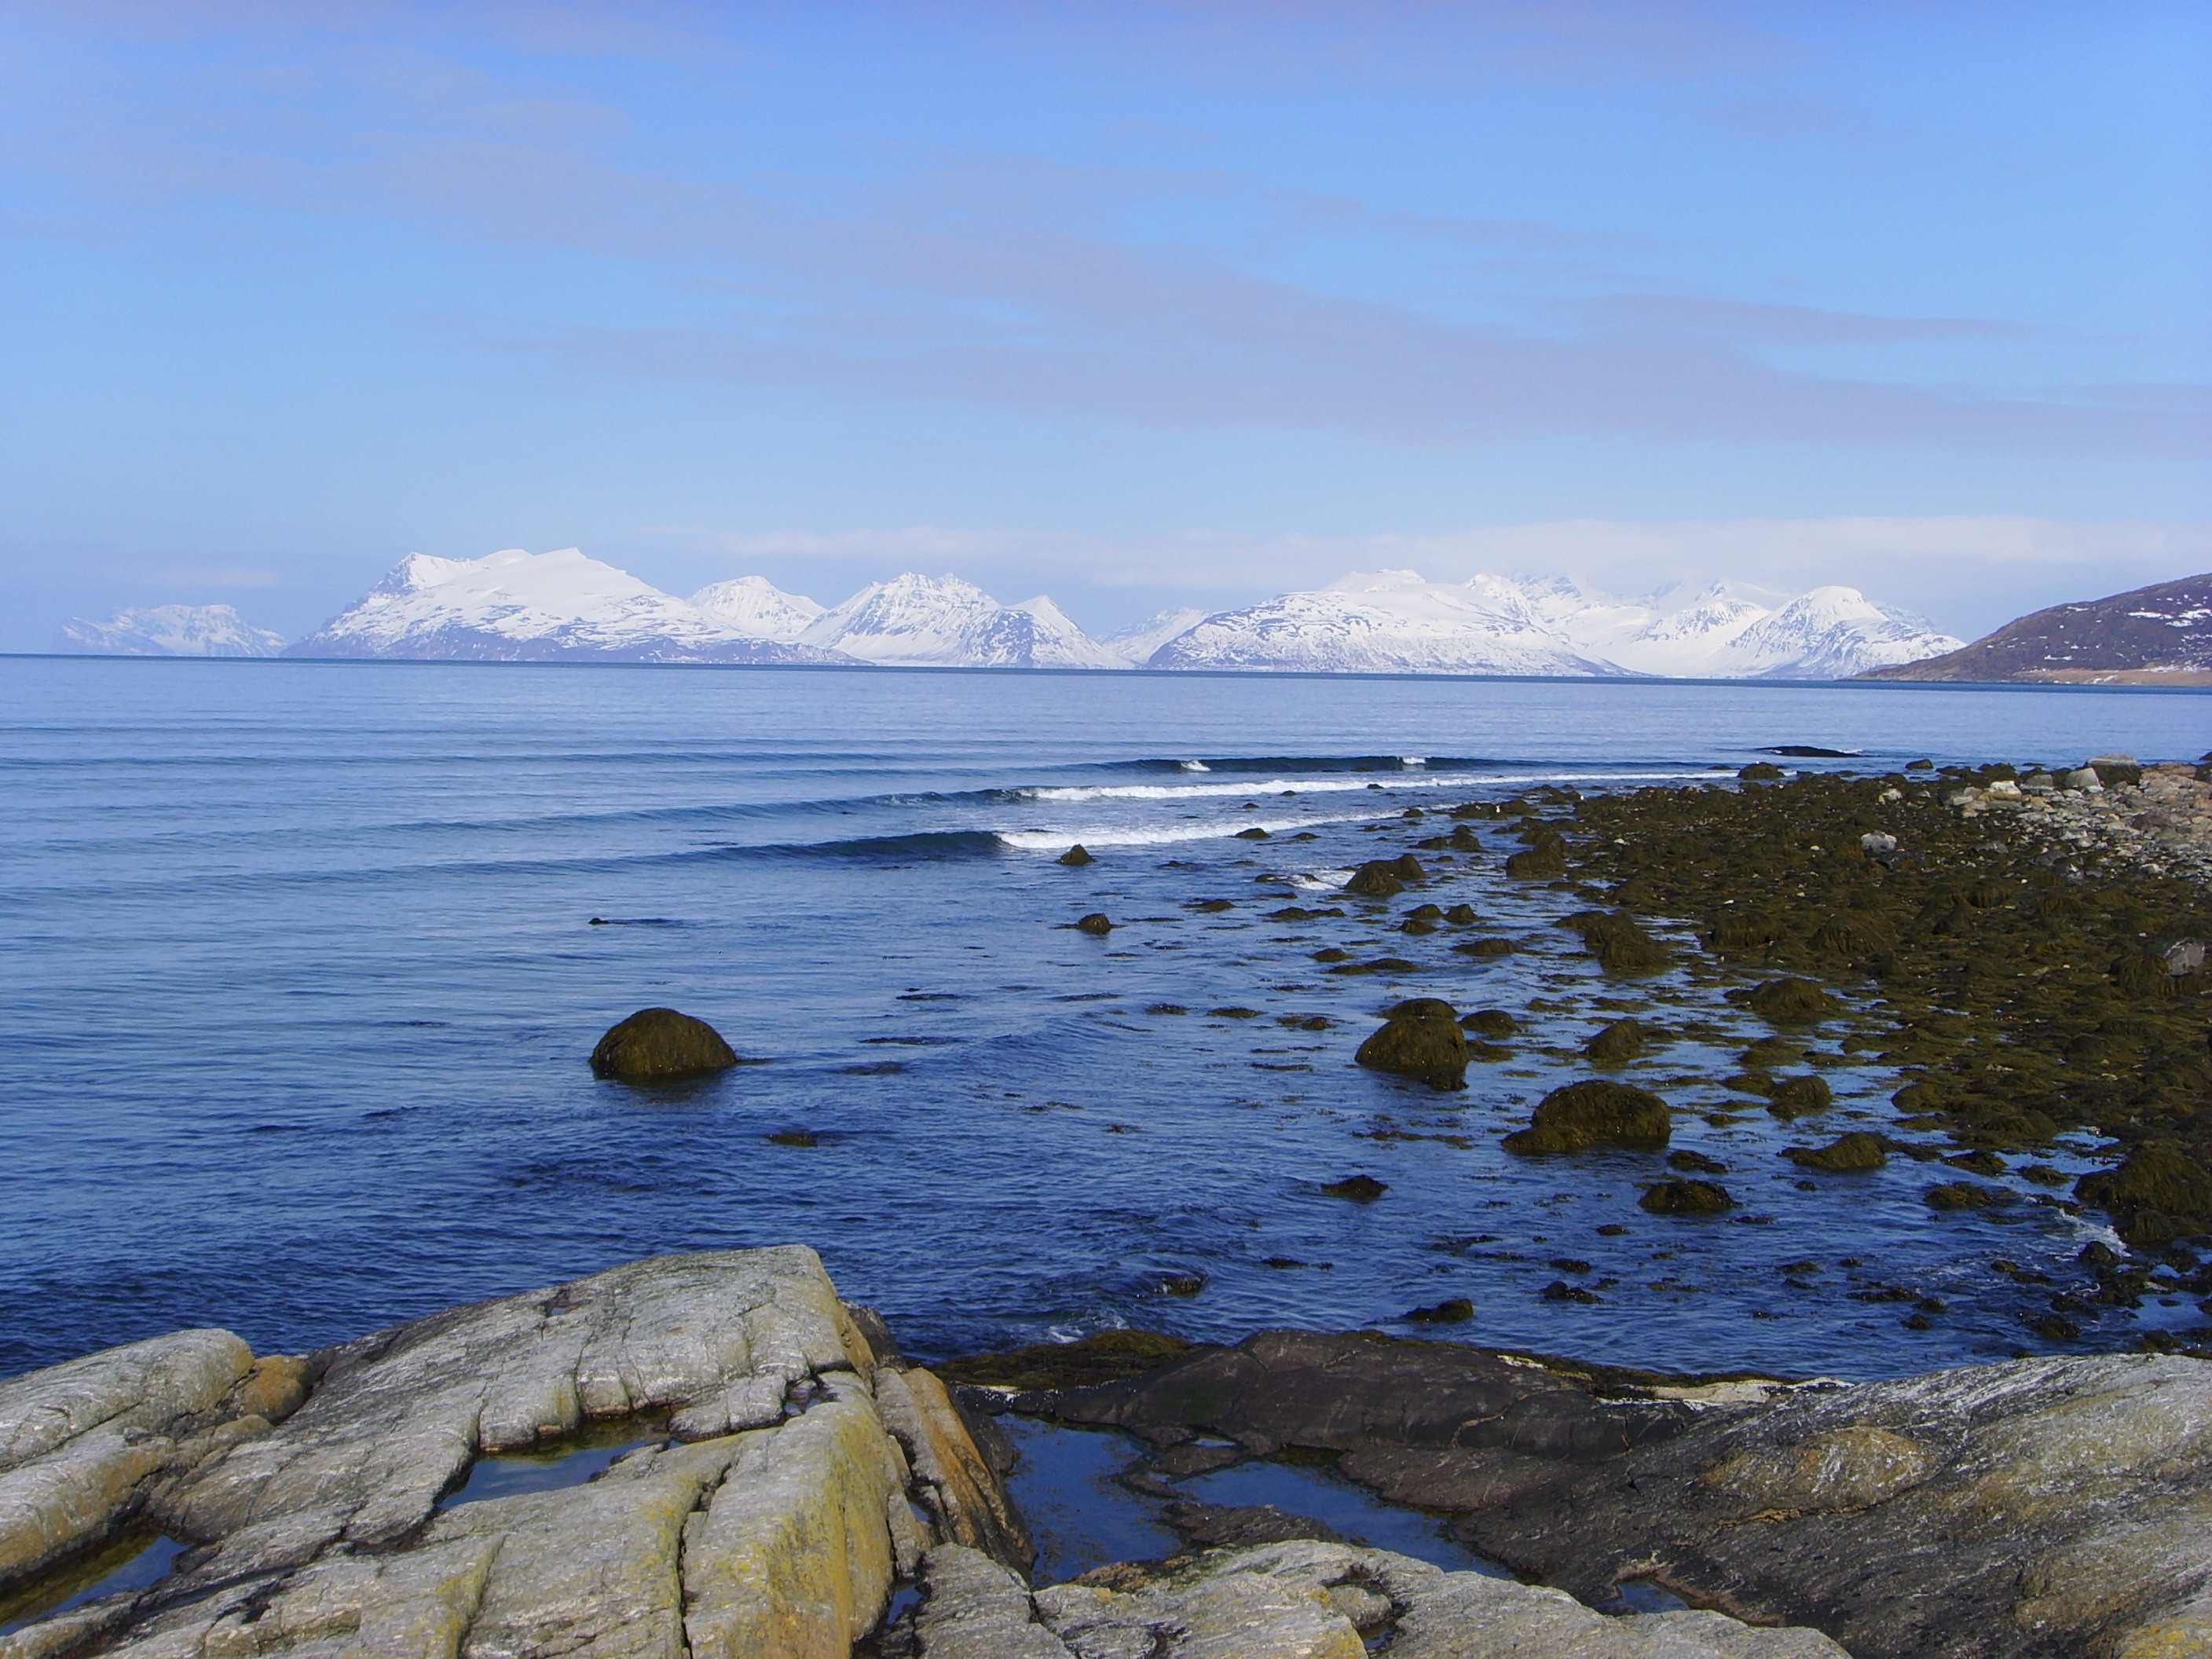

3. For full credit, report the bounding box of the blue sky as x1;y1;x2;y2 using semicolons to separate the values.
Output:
2;1;2207;647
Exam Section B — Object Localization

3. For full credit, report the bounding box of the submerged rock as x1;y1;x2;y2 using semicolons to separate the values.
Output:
1075;912;1115;935
1320;1174;1389;1202
2075;1141;2212;1244
1785;1131;1888;1173
588;1007;740;1080
1056;844;1093;866
1461;1008;1518;1037
1354;998;1468;1082
1767;1074;1834;1117
1503;1080;1672;1155
1639;1179;1734;1215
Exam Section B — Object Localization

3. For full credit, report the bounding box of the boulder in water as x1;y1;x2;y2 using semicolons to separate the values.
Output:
1343;861;1405;897
1503;1080;1672;1154
1057;844;1094;866
1584;1018;1646;1064
1785;1131;1888;1172
1075;913;1115;935
1354;998;1468;1080
1639;1178;1734;1215
589;1007;740;1080
1321;1174;1389;1201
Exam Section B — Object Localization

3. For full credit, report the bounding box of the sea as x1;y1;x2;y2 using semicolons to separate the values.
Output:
4;655;2207;1387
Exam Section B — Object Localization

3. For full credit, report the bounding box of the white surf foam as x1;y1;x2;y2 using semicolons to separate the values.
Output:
1021;767;1711;804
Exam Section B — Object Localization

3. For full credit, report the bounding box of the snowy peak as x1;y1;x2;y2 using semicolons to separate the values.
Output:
1141;571;1961;679
1103;606;1209;664
689;576;826;642
57;604;286;657
801;573;1128;668
289;548;841;665
1148;574;1621;676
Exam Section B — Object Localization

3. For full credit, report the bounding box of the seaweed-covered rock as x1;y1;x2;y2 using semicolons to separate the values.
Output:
1562;911;1672;975
1391;853;1428;881
1462;1008;1518;1037
1505;844;1568;879
1075;912;1115;935
1767;1075;1834;1118
1404;1298;1474;1325
1744;978;1845;1023
934;1331;1199;1392
1785;1132;1888;1173
1667;1149;1728;1175
588;1008;740;1080
2075;1142;2212;1240
1321;1174;1389;1202
1738;762;1785;781
1639;1179;1734;1215
1343;861;1405;898
1057;844;1093;866
1454;936;1516;957
1584;1018;1646;1064
1925;1181;2014;1210
1355;999;1468;1080
1503;1081;1672;1155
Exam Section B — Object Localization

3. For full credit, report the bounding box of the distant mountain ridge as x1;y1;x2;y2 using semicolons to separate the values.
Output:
1149;570;1961;679
57;605;285;657
66;547;1968;678
1859;572;2212;684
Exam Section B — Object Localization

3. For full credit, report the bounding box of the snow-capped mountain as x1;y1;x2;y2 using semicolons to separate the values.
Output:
688;576;826;642
798;573;1129;668
1549;580;1962;679
1148;572;1624;676
1103;606;1210;665
1142;571;1961;679
287;549;842;664
58;605;286;657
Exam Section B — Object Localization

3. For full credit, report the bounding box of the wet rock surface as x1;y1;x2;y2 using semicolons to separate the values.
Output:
0;1248;1024;1659
588;1006;741;1080
903;1538;1847;1658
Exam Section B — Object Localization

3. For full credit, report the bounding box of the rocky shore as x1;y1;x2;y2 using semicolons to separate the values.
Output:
5;1249;2210;1657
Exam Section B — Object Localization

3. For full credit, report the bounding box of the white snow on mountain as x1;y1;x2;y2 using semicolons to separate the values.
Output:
1103;606;1209;665
287;548;841;664
1144;571;1961;679
798;573;1130;668
222;548;1960;677
688;576;826;642
58;604;286;657
1148;571;1623;676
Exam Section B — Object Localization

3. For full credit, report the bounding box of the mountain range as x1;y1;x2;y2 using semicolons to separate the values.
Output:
55;604;286;657
57;547;1969;678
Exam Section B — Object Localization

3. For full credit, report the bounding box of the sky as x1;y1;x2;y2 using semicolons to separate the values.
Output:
2;0;2208;650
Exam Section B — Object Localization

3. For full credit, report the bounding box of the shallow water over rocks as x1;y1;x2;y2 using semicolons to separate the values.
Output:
3;656;2206;1382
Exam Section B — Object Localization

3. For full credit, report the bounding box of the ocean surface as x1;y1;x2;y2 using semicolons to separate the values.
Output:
4;656;2206;1385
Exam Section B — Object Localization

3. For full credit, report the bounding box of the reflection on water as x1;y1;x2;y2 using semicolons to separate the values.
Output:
0;1533;184;1638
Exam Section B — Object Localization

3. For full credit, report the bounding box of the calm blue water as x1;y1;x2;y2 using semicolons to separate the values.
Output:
3;657;2205;1384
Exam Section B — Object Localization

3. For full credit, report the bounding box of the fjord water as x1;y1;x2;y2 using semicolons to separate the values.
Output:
2;656;2204;1383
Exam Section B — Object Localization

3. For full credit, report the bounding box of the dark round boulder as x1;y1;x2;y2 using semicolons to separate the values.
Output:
1076;913;1115;935
1503;1079;1672;1155
1462;1008;1518;1037
1355;998;1467;1079
589;1007;739;1081
1343;861;1405;898
1057;844;1094;866
1639;1179;1734;1215
1405;1298;1474;1324
1738;762;1785;781
2075;1142;2212;1232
